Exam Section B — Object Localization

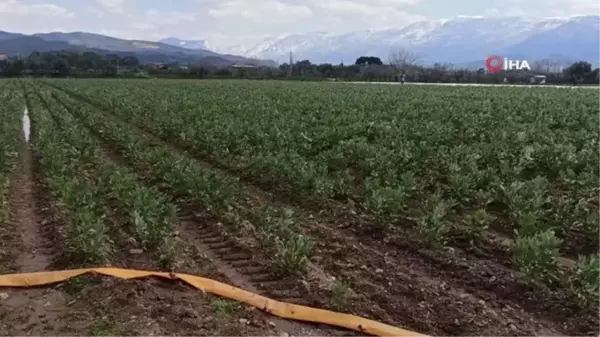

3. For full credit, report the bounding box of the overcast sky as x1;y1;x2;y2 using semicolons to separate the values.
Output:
1;0;598;49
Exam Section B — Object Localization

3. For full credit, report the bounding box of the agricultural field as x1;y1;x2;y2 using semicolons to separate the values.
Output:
0;78;598;336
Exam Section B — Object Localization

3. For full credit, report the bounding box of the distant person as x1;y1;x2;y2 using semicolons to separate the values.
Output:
400;73;406;84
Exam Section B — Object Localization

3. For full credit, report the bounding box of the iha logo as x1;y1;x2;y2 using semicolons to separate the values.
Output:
485;55;531;72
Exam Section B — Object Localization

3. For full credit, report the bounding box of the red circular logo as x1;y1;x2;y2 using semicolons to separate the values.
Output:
485;55;503;73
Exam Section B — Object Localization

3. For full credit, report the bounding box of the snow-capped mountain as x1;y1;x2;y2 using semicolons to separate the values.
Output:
232;15;599;66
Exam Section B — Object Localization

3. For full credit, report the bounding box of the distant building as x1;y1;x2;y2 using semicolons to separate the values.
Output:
229;64;257;77
530;75;547;84
0;54;8;61
148;62;167;69
231;64;256;69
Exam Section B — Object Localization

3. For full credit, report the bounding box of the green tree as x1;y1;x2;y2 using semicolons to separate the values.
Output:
52;58;70;77
317;63;334;77
564;61;592;84
355;56;383;66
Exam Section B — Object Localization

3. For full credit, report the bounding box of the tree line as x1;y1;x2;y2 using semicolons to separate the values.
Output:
147;48;600;85
0;51;140;77
1;49;598;85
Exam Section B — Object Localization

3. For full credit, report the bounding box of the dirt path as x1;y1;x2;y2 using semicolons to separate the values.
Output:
0;130;72;335
13;144;49;272
0;99;166;336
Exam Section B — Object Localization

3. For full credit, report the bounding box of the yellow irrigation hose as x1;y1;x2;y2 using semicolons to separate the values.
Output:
0;268;426;337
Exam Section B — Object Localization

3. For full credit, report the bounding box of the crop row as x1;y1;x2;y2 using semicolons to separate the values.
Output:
42;81;600;240
47;88;316;275
0;81;23;271
44;79;599;290
26;86;177;266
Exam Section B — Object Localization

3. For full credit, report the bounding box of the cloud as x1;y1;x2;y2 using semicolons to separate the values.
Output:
484;0;599;18
543;0;599;16
96;0;126;14
0;0;76;35
130;22;154;31
203;0;424;40
145;9;197;25
85;6;105;18
481;7;526;18
208;0;313;24
305;0;425;29
0;0;597;53
0;0;73;17
125;9;199;36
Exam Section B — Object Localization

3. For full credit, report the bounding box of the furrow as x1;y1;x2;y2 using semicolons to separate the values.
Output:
39;91;351;337
44;81;589;336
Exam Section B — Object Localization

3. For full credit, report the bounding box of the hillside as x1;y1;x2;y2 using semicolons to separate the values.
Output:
0;35;84;55
0;31;275;67
159;37;209;50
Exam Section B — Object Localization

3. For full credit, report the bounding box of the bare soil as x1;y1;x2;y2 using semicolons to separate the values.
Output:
48;275;305;336
0;136;72;335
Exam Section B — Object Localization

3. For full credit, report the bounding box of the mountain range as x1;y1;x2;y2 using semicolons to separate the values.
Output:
0;31;275;67
1;15;598;68
188;15;598;67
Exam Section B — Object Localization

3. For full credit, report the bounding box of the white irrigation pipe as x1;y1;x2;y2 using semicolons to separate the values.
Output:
345;81;600;89
22;107;30;143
